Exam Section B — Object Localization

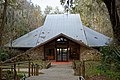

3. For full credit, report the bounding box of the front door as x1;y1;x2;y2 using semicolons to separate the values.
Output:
56;48;68;61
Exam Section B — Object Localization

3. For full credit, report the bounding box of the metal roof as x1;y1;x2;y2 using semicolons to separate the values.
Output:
83;26;111;47
5;14;111;48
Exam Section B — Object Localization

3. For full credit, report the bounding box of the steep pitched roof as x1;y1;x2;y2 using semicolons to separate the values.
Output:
5;14;111;48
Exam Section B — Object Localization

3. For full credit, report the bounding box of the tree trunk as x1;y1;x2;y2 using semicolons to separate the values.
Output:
0;0;8;47
104;0;120;45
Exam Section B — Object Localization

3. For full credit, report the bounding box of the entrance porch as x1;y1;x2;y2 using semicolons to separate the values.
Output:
44;36;80;62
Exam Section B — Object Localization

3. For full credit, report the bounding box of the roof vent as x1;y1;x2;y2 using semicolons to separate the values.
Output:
34;34;37;37
42;31;44;34
40;34;46;38
40;31;46;39
94;37;98;39
105;42;108;45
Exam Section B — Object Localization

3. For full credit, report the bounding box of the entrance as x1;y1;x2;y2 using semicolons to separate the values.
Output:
56;48;68;61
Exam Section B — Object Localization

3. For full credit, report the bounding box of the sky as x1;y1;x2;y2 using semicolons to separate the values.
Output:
30;0;64;12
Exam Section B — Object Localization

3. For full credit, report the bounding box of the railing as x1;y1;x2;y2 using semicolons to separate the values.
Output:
0;61;42;80
73;60;101;80
73;60;85;78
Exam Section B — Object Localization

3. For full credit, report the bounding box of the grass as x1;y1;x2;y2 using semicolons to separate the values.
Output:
73;60;101;76
74;60;120;80
85;61;101;77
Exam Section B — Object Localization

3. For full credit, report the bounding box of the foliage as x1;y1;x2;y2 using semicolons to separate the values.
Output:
0;52;9;61
44;6;63;17
103;0;120;45
17;73;26;79
44;6;53;15
85;61;102;77
0;0;43;45
0;0;44;60
100;46;120;79
70;0;113;37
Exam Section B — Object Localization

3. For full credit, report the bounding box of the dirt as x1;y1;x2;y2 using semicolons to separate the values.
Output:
86;75;110;80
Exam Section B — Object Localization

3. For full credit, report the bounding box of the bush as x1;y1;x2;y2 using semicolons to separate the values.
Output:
17;73;26;79
0;52;9;61
100;46;120;79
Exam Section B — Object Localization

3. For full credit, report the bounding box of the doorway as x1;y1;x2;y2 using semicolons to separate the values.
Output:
56;48;68;61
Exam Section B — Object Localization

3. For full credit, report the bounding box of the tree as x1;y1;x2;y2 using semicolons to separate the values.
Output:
53;7;63;14
103;0;120;45
64;0;113;37
0;0;43;45
0;0;8;47
0;0;43;60
44;6;53;16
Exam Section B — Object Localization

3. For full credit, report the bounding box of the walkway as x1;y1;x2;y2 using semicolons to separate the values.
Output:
26;62;78;80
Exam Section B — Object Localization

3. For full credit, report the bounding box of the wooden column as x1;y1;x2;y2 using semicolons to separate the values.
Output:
80;61;85;78
79;46;81;61
36;64;39;76
31;63;34;76
34;64;36;76
17;63;20;73
11;65;14;72
82;61;85;78
28;60;31;77
14;62;17;80
43;45;45;60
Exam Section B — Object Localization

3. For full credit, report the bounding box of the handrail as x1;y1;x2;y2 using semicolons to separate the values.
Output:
0;61;42;80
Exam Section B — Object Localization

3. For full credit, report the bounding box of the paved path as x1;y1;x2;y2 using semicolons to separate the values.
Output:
26;62;78;80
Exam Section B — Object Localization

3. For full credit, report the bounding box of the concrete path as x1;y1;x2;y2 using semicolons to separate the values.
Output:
26;62;78;80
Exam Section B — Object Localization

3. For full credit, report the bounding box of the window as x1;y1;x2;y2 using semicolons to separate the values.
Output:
57;38;67;42
46;49;54;60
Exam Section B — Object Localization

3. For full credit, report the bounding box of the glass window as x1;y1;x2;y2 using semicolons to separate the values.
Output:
57;37;67;42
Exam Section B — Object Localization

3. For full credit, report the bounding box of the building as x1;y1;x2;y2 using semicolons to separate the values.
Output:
6;14;111;62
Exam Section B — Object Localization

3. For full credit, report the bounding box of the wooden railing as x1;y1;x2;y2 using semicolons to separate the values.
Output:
73;60;85;78
73;60;100;80
0;61;42;80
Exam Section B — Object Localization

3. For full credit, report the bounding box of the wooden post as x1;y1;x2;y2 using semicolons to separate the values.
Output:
79;61;82;76
31;63;34;76
18;63;20;73
28;60;31;77
11;65;14;72
36;64;39;76
0;67;2;80
14;62;17;80
82;61;85;78
34;64;36;76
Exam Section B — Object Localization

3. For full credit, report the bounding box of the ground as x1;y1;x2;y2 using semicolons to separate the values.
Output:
26;62;79;80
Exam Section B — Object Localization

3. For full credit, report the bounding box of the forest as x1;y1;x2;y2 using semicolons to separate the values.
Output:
0;0;120;80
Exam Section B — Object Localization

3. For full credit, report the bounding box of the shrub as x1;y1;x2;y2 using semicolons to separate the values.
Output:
0;52;9;61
